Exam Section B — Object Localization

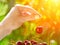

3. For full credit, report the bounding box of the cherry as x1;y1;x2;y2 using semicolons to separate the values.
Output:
24;40;29;43
24;40;30;45
31;40;37;45
26;43;30;45
16;41;23;45
31;40;34;43
36;26;43;34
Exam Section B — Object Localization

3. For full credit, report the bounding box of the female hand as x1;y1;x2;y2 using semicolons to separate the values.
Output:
0;4;40;40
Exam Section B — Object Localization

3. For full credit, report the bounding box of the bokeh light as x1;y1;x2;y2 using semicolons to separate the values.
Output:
15;0;60;44
0;0;60;45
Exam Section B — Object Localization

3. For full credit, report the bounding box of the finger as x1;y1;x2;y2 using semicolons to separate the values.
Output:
14;4;41;21
21;6;41;21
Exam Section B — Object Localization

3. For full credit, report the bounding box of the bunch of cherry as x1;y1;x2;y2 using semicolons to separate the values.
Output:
16;40;47;45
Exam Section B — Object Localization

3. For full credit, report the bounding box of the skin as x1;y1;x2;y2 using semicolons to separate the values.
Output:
0;4;40;40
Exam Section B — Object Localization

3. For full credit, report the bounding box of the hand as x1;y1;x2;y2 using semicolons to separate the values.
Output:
1;4;40;30
0;4;41;40
15;4;40;21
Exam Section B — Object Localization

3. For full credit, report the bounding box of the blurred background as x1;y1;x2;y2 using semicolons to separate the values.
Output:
0;0;60;45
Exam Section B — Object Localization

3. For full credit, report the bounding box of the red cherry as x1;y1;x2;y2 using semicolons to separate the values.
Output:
36;26;43;34
31;40;34;43
24;40;30;43
31;40;37;45
16;41;23;45
24;40;30;45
